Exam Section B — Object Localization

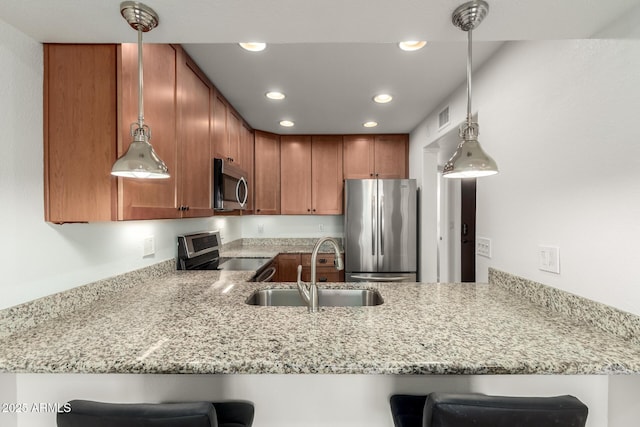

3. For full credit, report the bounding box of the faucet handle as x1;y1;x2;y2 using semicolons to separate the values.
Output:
334;256;344;271
296;264;303;282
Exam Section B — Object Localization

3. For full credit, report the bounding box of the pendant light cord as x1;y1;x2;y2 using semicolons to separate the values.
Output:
137;27;145;128
466;29;473;127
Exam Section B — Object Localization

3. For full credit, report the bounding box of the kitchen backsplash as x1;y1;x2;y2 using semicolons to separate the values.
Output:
490;268;640;346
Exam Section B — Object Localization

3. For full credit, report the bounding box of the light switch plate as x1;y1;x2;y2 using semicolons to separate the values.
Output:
477;237;491;258
538;246;560;274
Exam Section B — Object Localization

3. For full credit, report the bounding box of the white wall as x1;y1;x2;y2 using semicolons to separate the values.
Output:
240;215;343;239
409;39;640;316
0;18;242;310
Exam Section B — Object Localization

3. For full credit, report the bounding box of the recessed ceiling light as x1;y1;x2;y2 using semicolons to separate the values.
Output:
266;91;285;100
280;120;295;127
373;94;393;104
363;121;378;128
239;42;266;52
398;41;427;51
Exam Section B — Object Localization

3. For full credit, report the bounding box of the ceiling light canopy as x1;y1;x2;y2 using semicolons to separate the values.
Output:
239;42;266;52
363;121;378;128
373;94;393;104
266;91;285;100
398;41;427;51
111;1;169;179
443;0;498;179
279;120;295;127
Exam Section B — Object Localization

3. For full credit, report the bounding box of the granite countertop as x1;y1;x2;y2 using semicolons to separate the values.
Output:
1;263;640;375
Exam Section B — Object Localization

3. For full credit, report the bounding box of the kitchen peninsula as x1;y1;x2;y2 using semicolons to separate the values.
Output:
1;240;640;427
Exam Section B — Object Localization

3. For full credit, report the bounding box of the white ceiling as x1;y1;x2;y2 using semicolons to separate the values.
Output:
1;0;638;133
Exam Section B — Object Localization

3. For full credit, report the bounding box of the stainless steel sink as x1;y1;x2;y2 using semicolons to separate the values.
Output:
246;288;383;307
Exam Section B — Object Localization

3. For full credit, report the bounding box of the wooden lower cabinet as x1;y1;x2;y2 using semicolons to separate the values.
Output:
276;254;301;282
276;253;344;282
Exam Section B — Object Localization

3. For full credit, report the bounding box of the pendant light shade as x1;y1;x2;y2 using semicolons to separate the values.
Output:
443;0;498;179
111;1;170;179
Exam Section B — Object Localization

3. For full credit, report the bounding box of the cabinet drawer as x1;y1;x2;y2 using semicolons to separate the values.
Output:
301;253;340;267
301;269;343;283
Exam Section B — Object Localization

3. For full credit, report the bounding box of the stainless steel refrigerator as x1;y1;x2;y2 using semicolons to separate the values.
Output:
344;179;417;282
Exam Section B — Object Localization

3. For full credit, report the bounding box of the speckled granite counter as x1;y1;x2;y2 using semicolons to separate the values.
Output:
219;237;344;258
1;263;640;375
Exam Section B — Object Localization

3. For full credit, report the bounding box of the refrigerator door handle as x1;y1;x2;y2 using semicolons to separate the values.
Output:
380;194;385;256
371;195;377;256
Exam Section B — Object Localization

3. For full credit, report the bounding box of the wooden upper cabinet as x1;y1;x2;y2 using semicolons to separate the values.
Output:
212;93;228;161
226;109;241;165
44;43;223;222
373;134;408;179
311;135;343;214
44;44;118;223
118;43;180;220
280;136;312;214
254;131;281;215
239;124;255;212
176;50;214;218
343;134;408;179
280;135;343;215
212;92;242;166
343;135;375;180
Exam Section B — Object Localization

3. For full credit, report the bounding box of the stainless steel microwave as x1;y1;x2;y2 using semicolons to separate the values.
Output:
212;158;248;211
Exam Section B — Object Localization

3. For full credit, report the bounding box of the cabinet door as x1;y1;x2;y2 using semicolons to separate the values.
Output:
254;131;281;215
118;43;180;220
44;44;118;223
311;135;343;214
239;124;255;212
343;135;375;179
212;93;228;160
277;254;301;282
226;110;241;164
177;51;214;218
280;135;312;214
374;134;408;179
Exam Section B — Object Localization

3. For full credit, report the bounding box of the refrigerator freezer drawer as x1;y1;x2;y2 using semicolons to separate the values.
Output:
346;272;416;282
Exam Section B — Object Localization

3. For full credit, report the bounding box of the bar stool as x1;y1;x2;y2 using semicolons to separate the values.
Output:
390;392;588;427
57;400;254;427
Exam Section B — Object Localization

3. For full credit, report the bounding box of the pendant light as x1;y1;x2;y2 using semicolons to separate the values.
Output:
111;1;170;179
443;0;498;179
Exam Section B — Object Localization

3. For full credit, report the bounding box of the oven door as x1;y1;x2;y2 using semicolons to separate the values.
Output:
213;158;248;211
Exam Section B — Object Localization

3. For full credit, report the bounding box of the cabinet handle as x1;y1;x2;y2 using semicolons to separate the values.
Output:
370;173;374;177
257;209;261;213
312;209;316;212
186;206;190;211
307;209;311;212
319;258;328;264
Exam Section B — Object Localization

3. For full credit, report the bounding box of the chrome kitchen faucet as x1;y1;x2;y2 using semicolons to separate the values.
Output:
296;237;344;312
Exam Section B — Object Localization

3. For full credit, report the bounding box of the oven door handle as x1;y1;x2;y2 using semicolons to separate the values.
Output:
255;266;276;282
236;177;248;208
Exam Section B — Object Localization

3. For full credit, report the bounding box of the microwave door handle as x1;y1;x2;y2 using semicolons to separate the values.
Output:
236;177;248;208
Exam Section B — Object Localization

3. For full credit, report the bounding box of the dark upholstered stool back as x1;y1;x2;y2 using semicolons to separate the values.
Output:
57;400;254;427
390;393;588;427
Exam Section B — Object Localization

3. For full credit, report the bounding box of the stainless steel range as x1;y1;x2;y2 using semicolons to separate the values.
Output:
177;231;275;281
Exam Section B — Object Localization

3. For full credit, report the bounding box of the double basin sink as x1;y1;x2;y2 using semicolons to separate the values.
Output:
246;288;383;307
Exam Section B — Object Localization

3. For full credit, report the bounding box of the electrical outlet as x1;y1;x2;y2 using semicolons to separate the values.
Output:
477;237;491;258
258;224;264;234
319;223;324;232
538;246;560;274
143;236;155;257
